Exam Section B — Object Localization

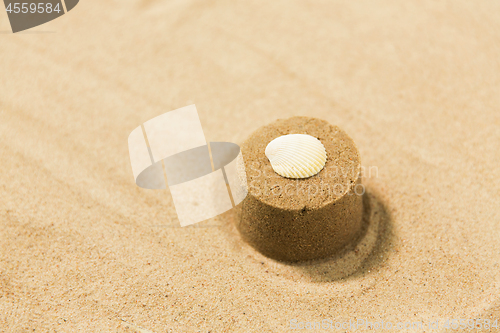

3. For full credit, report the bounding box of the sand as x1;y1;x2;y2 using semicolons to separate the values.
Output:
238;117;364;262
1;0;500;332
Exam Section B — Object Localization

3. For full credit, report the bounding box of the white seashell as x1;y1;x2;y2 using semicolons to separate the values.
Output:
265;134;327;179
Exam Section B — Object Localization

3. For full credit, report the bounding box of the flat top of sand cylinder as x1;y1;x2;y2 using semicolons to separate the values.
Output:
240;116;361;211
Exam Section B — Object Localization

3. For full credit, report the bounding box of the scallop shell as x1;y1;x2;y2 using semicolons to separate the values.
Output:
265;134;327;179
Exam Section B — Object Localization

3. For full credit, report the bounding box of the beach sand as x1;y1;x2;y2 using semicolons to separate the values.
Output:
1;0;499;332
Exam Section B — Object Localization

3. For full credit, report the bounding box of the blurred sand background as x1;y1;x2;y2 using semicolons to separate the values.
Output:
1;0;500;331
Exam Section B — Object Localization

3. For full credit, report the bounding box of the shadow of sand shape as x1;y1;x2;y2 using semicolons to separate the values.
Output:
219;189;395;283
230;190;393;283
283;191;394;282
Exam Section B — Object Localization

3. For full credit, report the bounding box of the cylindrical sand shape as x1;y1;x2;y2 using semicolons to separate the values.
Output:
238;117;364;262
